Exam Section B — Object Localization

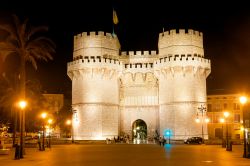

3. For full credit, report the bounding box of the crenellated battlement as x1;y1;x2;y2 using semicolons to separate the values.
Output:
73;31;120;58
154;54;211;70
155;56;210;64
120;50;157;57
159;29;202;38
158;29;204;57
68;57;122;67
123;63;154;75
124;63;154;69
74;31;118;40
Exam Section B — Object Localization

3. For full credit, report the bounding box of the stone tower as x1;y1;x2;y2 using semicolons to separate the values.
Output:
67;32;122;140
155;29;211;139
67;29;211;141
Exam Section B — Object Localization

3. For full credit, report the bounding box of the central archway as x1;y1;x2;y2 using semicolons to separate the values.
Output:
132;119;147;143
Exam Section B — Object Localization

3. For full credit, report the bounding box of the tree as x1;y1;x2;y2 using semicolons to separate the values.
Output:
0;14;55;153
56;97;72;137
0;14;56;97
0;75;48;145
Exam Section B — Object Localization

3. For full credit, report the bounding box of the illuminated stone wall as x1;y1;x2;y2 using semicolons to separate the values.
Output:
68;32;122;140
67;29;211;140
119;71;159;139
156;29;210;139
73;32;120;59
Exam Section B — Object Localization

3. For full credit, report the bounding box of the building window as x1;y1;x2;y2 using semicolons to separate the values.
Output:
215;103;220;112
234;114;240;123
223;103;228;109
234;124;241;130
235;134;240;139
215;128;222;139
233;103;240;110
214;115;220;123
246;120;250;128
207;104;212;112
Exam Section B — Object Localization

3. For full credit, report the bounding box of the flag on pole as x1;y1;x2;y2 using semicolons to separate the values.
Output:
113;9;119;25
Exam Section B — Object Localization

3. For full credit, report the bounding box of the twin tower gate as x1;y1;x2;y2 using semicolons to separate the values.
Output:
67;29;211;141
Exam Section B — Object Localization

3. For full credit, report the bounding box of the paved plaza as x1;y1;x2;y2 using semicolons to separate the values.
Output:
0;144;249;166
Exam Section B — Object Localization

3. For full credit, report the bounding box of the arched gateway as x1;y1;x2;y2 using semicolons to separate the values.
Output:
132;119;147;143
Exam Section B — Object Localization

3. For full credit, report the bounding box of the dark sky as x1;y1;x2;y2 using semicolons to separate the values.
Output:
1;0;250;96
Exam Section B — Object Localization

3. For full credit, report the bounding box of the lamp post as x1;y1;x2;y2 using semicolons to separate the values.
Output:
197;105;207;143
220;118;225;147
223;111;230;150
239;96;248;158
18;100;27;159
41;112;47;151
47;119;53;148
66;120;73;143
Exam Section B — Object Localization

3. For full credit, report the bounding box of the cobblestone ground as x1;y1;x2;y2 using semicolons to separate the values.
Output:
0;144;249;166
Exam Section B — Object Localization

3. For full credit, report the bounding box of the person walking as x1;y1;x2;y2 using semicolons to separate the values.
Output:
38;139;42;151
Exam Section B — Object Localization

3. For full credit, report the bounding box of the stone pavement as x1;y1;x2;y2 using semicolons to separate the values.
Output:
0;144;249;166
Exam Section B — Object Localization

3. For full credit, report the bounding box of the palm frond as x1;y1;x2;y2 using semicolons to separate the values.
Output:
0;24;18;41
26;53;37;70
27;26;48;39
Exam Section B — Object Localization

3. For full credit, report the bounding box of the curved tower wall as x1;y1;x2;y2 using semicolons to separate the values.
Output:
158;29;204;57
73;31;120;59
67;32;121;140
156;29;211;139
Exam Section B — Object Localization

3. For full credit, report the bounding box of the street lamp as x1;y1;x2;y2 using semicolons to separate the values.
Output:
47;119;53;148
239;96;248;158
18;100;27;159
223;111;230;150
220;118;225;147
197;105;207;143
41;112;47;151
66;119;73;143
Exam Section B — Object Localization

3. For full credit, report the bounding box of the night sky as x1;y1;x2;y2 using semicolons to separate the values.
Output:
1;0;250;97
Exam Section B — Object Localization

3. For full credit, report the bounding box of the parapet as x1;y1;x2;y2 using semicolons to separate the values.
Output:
120;50;158;59
158;29;204;55
154;54;211;70
67;57;122;68
159;29;203;38
124;63;154;69
74;31;118;40
73;31;120;57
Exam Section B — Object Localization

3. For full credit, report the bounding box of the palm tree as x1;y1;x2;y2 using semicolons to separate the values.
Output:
0;14;55;156
0;14;55;96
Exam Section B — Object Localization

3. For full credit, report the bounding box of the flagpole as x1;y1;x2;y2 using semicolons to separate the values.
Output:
112;21;115;36
112;8;115;36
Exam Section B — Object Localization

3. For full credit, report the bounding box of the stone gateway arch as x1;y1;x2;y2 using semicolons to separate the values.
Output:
67;29;211;141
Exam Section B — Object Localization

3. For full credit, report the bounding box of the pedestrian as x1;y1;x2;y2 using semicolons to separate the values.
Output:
46;139;49;148
159;136;162;146
163;138;166;146
38;139;42;151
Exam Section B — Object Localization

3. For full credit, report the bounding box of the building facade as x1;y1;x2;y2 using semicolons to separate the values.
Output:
207;94;249;142
67;29;211;140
